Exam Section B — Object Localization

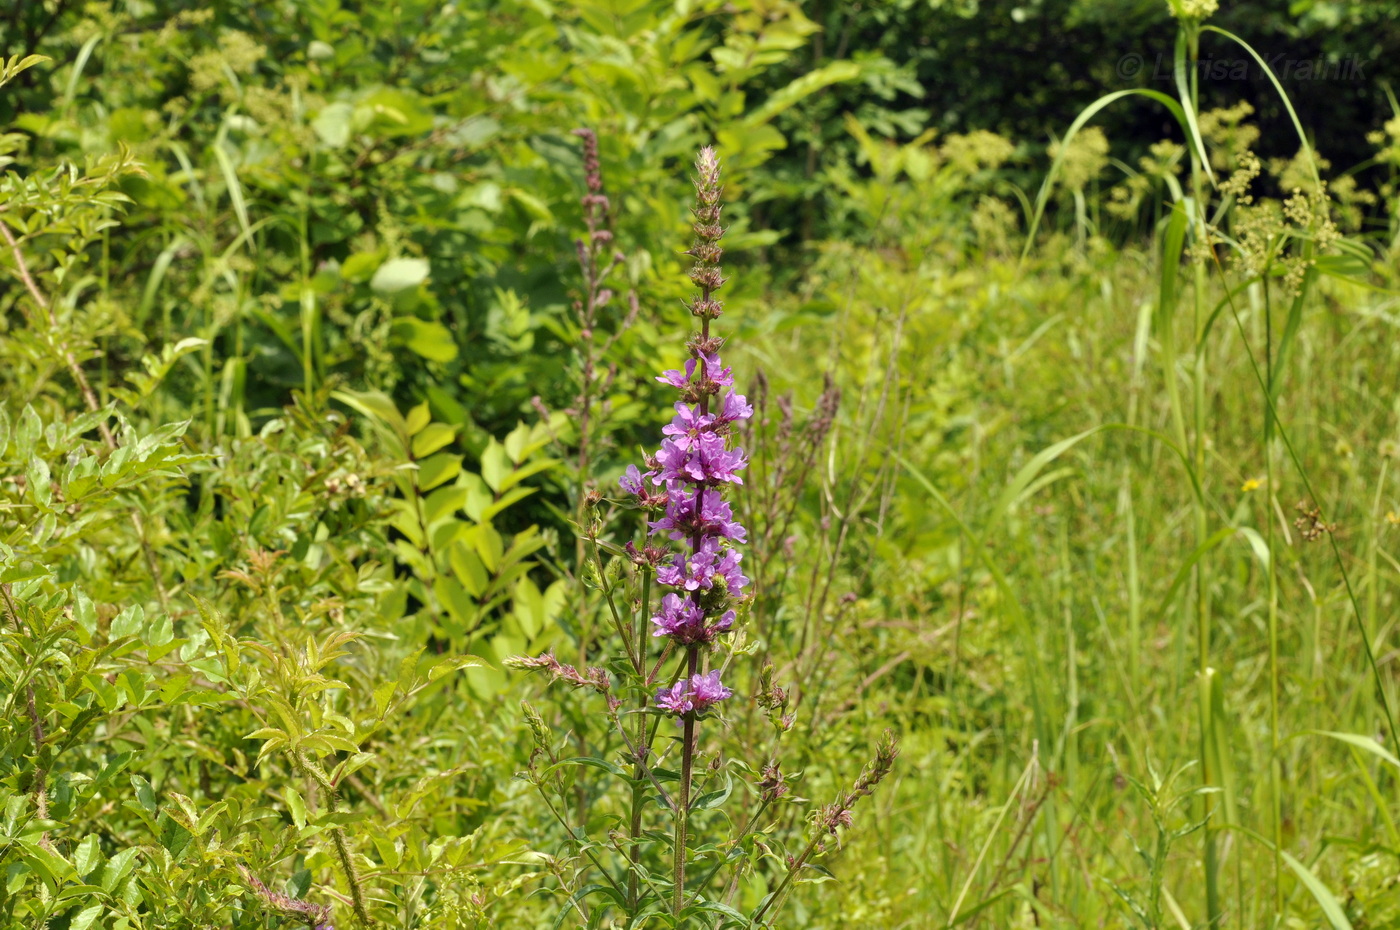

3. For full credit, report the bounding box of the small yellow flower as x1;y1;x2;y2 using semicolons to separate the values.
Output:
1241;478;1261;493
1387;511;1400;526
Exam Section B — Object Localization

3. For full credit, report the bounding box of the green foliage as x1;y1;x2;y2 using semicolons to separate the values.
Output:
3;1;1400;927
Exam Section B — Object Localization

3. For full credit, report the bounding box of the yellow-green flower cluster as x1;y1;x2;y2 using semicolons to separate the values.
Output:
1106;140;1184;220
1167;0;1219;21
940;130;1016;175
1049;127;1109;192
1368;115;1400;168
1200;102;1260;172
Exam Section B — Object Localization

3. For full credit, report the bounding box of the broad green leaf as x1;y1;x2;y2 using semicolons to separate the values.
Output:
391;317;457;362
371;258;430;294
412;422;457;458
480;440;510;492
73;835;102;876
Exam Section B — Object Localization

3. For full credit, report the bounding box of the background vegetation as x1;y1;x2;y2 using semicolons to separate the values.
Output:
2;0;1400;926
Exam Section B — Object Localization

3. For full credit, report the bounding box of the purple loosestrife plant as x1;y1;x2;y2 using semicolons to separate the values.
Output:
616;144;752;915
510;144;898;929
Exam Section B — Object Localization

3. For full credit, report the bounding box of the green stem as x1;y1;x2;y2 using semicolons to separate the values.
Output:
1264;278;1283;918
629;571;653;907
299;755;372;926
673;646;699;917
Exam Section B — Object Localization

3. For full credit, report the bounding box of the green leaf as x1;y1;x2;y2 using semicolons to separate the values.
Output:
416;452;462;491
450;542;489;598
101;847;139;892
27;456;51;509
406;401;432;436
73;835;102;876
70;905;103;930
543;756;628;779
1312;730;1400;770
312;101;354;147
111;605;146;640
284;786;308;829
480;440;510;492
1280;849;1354;930
391;317;457;362
412;422;457;458
742;60;862;127
73;591;97;642
371;258;430;294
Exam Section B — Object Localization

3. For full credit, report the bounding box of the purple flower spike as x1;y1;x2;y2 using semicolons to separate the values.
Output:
624;147;748;730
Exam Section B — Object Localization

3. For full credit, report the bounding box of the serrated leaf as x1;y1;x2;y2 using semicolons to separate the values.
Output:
70;904;103;930
101;847;139;892
110;605;145;640
73;835;102;876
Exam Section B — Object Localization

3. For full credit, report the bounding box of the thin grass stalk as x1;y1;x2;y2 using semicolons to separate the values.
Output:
1177;19;1223;923
1264;278;1283;918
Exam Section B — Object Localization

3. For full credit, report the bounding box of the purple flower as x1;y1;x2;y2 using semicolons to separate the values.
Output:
654;670;733;717
651;594;706;641
657;537;719;591
698;352;733;388
651;593;735;644
649;487;746;543
713;546;749;597
654;679;694;714
717;391;753;424
654;434;747;486
657;353;735;395
690;670;732;709
655;538;749;596
662;403;715;450
658;358;699;389
619;464;649;495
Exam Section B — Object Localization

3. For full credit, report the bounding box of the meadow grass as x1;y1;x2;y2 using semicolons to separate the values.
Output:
747;216;1399;926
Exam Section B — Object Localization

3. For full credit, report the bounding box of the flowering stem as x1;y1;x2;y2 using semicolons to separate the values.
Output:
751;832;822;926
613;145;742;919
673;304;715;915
590;536;643;675
707;796;774;905
673;645;700;914
629;571;653;906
